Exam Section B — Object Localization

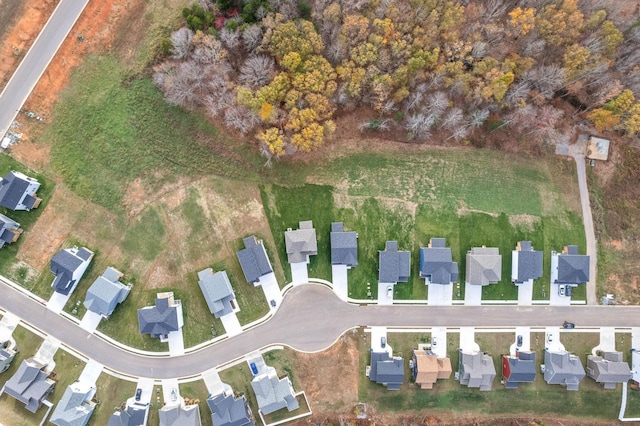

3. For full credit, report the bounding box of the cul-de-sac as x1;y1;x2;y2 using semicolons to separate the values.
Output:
0;0;639;425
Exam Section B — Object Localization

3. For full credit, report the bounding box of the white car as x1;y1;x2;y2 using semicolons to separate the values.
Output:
386;286;393;298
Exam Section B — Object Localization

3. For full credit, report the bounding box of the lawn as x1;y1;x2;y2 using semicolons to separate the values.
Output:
179;379;213;426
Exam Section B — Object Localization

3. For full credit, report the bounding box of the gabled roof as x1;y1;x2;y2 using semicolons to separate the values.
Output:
544;350;586;391
107;404;148;426
330;222;358;267
236;236;273;284
138;293;183;339
502;351;536;388
465;247;501;286
51;247;94;295
159;404;201;426
50;382;96;426
369;351;405;390
413;349;451;389
208;392;255;426
251;369;299;415
0;170;41;211
84;267;130;317
512;241;543;283
198;269;236;318
419;238;458;284
555;246;590;285
379;241;411;283
284;221;318;264
458;351;496;391
3;357;54;413
0;213;20;248
587;352;632;389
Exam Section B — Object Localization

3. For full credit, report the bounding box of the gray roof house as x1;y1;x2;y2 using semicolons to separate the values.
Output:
138;292;183;341
84;267;131;318
50;246;94;295
50;381;97;426
552;245;590;285
465;247;501;286
369;351;404;390
198;269;236;318
0;170;41;211
3;357;55;412
458;350;496;391
107;404;148;426
251;368;299;415
330;222;358;267
159;403;201;426
379;241;411;284
207;391;255;426
0;338;18;373
419;238;458;284
284;220;318;264
236;236;273;285
511;241;543;284
502;351;536;389
0;213;21;249
587;351;632;389
544;350;586;391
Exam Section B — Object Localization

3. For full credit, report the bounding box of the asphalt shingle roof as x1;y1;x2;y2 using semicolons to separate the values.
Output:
379;241;411;283
50;382;96;426
0;171;37;210
159;404;201;426
419;238;458;284
236;236;273;284
465;247;501;286
330;222;358;267
544;350;586;391
513;241;543;283
138;294;182;338
198;269;236;318
285;222;318;264
208;392;255;426
84;267;130;317
251;370;298;415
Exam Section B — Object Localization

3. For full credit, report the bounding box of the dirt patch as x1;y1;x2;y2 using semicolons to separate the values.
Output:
457;201;498;218
508;214;540;231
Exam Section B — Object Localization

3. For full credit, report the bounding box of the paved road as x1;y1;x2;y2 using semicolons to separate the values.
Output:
0;0;91;138
570;144;598;305
1;281;637;379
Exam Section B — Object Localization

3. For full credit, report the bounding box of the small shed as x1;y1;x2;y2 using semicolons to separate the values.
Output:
587;136;610;161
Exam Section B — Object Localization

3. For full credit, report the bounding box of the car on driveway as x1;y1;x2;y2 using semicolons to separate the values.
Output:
135;388;142;401
547;334;553;342
565;286;573;297
559;285;565;296
381;336;386;348
563;321;576;329
432;337;437;347
517;335;523;347
386;286;393;298
250;363;259;375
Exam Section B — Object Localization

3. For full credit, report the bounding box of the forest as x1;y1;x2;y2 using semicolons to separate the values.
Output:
152;0;640;157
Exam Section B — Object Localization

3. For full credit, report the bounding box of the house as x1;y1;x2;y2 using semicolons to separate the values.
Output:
159;403;201;426
50;246;94;295
107;404;149;426
198;268;236;318
378;241;411;284
207;390;255;426
49;381;97;426
83;267;131;318
544;350;586;391
511;241;543;284
330;222;358;267
137;292;183;341
0;170;41;211
251;368;299;415
551;245;590;286
0;338;18;373
369;351;405;390
412;349;452;390
236;236;273;285
0;213;22;248
465;247;501;286
587;135;610;161
458;350;496;391
419;238;458;284
3;357;55;412
586;351;632;389
502;351;536;389
284;220;317;264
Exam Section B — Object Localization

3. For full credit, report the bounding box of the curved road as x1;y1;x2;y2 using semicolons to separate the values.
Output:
1;281;637;379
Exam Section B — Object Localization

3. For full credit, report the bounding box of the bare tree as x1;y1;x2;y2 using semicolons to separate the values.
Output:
441;107;464;131
504;80;530;107
405;113;435;140
163;61;205;107
170;28;194;60
204;75;235;118
192;34;227;65
220;28;241;51
242;25;264;53
426;91;449;119
239;55;275;87
468;109;490;129
224;106;259;133
523;65;566;100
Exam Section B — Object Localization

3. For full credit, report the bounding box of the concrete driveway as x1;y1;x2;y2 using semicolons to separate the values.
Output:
592;327;616;355
202;368;229;396
290;262;309;286
510;327;531;355
220;312;242;337
162;378;181;405
427;283;453;306
257;272;282;311
331;265;348;301
79;311;102;333
459;327;479;353
516;280;533;305
78;359;103;385
167;330;185;356
34;337;60;367
544;327;565;352
464;283;482;306
430;327;448;358
377;283;393;305
46;291;69;314
549;284;572;306
370;327;390;353
135;378;155;405
0;312;19;341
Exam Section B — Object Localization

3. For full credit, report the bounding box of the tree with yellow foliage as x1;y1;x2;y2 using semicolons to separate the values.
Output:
508;7;536;38
538;0;584;47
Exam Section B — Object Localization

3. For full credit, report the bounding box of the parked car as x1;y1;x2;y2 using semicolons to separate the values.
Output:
547;334;553;342
170;388;178;402
270;299;277;308
432;337;437;347
250;363;259;375
135;388;142;401
386;286;393;298
559;285;565;296
563;321;576;329
517;335;523;347
381;336;386;348
565;285;573;297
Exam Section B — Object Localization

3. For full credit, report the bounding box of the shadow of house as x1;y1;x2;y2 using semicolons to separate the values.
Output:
419;238;458;285
83;267;131;318
465;247;501;286
412;349;452;390
587;351;632;389
137;292;183;342
330;222;358;268
2;357;55;413
502;351;536;389
511;241;543;285
0;170;41;211
51;246;94;296
236;236;273;286
544;350;586;391
458;350;496;391
198;269;236;318
378;241;411;285
207;390;255;426
50;381;96;426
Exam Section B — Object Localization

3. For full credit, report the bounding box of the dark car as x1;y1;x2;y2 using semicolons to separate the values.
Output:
517;335;523;347
381;336;386;348
135;388;142;401
563;321;576;329
565;286;573;297
250;362;259;375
